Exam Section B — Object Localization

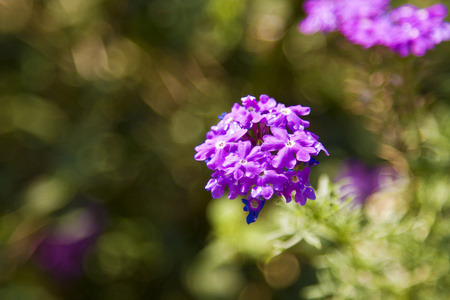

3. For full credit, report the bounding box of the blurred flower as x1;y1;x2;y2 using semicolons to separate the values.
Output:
33;200;106;280
300;0;390;34
335;159;398;205
388;4;450;57
195;95;328;224
299;0;450;56
299;0;339;34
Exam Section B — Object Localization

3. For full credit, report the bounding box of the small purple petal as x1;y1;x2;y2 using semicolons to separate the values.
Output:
261;135;285;151
294;191;307;206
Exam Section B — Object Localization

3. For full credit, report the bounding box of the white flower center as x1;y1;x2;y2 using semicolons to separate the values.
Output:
240;159;247;165
215;141;225;149
286;140;295;147
281;108;291;115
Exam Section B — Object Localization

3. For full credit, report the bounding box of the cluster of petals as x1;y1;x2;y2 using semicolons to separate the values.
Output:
299;0;450;57
195;95;328;224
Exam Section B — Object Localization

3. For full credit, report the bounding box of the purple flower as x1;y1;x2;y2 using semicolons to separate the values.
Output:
300;0;339;34
195;129;247;170
337;0;390;22
223;141;265;180
341;15;394;48
261;127;318;169
240;95;266;124
242;198;266;224
299;0;450;57
300;0;389;34
250;167;288;200
388;4;450;57
280;168;316;206
195;94;328;223
33;201;106;280
267;103;311;131
335;159;398;205
257;94;278;114
206;170;243;199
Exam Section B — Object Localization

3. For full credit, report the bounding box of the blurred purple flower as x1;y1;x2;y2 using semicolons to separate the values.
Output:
299;0;339;34
299;0;450;56
341;15;394;48
33;201;106;280
335;159;398;205
388;4;450;57
300;0;389;35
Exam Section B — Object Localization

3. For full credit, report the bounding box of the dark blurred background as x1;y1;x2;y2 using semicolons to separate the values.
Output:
1;0;450;299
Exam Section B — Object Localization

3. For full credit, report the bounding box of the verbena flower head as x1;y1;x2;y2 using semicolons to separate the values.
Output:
299;0;450;57
195;95;328;224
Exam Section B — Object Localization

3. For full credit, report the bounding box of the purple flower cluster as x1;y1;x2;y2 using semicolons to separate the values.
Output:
300;0;450;57
195;95;328;224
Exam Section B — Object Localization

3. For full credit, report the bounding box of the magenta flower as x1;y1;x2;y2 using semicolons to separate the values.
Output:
300;0;339;34
250;167;288;200
33;201;106;280
255;94;277;114
206;170;242;199
195;94;328;224
299;0;450;57
268;103;311;131
223;141;265;180
341;15;394;48
281;168;316;206
261;127;318;169
388;4;450;57
195;129;247;170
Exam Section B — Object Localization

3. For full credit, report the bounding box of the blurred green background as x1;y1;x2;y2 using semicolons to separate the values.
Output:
1;0;449;299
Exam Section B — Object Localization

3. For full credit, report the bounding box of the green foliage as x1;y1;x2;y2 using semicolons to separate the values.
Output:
267;176;363;257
